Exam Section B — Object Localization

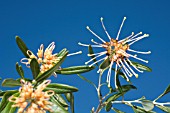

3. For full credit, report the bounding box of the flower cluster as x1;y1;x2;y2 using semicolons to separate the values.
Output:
21;42;61;74
79;17;151;87
9;79;54;113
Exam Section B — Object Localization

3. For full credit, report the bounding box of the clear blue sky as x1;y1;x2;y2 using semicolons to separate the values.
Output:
0;0;170;113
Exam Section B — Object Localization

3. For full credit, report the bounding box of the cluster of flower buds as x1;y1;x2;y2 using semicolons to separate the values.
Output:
9;79;54;113
21;42;61;74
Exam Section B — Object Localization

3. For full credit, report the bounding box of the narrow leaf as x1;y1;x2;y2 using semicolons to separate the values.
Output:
132;106;144;113
161;85;170;97
0;90;18;112
106;93;122;103
15;36;29;58
77;74;97;89
156;105;170;113
2;93;19;113
44;83;78;94
115;68;122;92
0;91;6;97
65;93;71;102
16;62;24;78
132;106;156;113
53;94;69;110
99;57;110;71
121;85;137;92
155;84;170;101
105;102;112;112
36;50;68;82
112;68;131;83
112;108;125;113
55;65;95;75
2;78;21;87
70;93;74;113
130;61;152;72
105;93;123;112
50;96;68;113
30;58;40;79
88;45;98;66
111;85;137;93
57;48;67;57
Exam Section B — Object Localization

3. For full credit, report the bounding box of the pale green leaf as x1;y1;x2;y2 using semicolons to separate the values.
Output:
141;100;154;111
112;108;125;113
156;105;170;113
2;78;21;87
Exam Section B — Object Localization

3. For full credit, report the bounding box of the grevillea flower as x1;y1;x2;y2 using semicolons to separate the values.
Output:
79;17;151;87
9;79;54;113
21;42;82;75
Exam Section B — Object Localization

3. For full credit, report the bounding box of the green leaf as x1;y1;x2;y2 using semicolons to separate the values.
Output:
155;85;170;101
16;78;32;83
105;93;123;112
77;74;97;89
105;102;112;112
44;83;78;94
16;62;24;78
30;58;40;79
65;93;71;102
55;65;95;75
1;101;13;113
106;93;122;104
2;93;19;113
57;48;67;57
2;78;21;87
36;50;68;82
88;45;98;66
0;91;6;97
111;84;137;93
70;93;74;113
161;85;170;97
9;107;17;113
53;94;69;110
112;68;131;83
156;105;170;113
132;106;145;113
15;36;29;58
112;108;125;113
132;106;156;113
141;100;154;111
121;85;137;92
0;90;18;112
130;61;152;72
99;57;110;71
50;95;68;113
115;68;122;92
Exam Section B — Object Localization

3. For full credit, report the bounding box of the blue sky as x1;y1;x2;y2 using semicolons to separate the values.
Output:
0;0;170;113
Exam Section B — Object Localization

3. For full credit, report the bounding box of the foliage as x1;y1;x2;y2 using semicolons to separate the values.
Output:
0;37;94;113
0;17;170;113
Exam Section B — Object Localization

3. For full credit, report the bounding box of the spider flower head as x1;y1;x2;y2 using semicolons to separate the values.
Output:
9;79;54;113
79;17;151;87
21;42;82;75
